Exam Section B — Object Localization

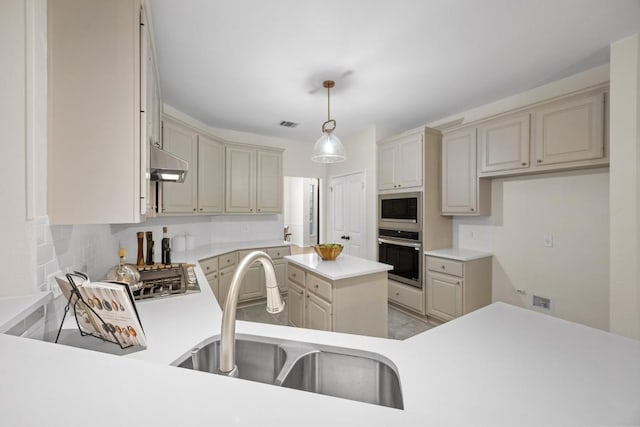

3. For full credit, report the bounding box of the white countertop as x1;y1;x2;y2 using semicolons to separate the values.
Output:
1;244;639;425
0;291;52;333
424;247;493;261
285;253;392;281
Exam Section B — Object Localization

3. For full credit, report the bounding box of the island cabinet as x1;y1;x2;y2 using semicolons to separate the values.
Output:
161;117;225;215
225;146;283;214
48;0;159;224
425;252;492;322
285;255;391;338
200;245;290;308
377;130;423;191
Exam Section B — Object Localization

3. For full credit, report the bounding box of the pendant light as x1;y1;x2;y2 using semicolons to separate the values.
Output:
312;80;346;163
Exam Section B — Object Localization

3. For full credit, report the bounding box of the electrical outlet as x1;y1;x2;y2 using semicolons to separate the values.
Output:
48;273;63;298
543;234;553;248
532;294;552;311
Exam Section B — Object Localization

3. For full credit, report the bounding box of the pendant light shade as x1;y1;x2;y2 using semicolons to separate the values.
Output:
312;132;345;163
312;80;346;163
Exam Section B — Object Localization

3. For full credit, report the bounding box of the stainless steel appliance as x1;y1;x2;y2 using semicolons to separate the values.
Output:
377;229;422;289
133;263;199;300
379;192;422;231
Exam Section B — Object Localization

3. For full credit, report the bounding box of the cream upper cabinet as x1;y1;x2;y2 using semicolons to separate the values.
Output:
256;150;283;213
478;113;530;174
197;135;225;213
226;146;283;213
161;119;198;213
160;118;225;215
48;0;154;224
533;92;605;166
226;146;256;213
442;127;490;216
378;131;423;190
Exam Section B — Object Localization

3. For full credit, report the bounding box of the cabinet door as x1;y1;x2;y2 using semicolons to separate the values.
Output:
305;292;332;331
427;272;462;321
478;113;530;174
534;92;604;166
256;150;283;213
217;266;235;308
225;146;256;213
238;265;266;301
205;271;219;300
287;281;305;328
396;134;423;189
378;142;397;190
442;127;477;214
162;120;198;213
274;260;287;293
197;135;224;213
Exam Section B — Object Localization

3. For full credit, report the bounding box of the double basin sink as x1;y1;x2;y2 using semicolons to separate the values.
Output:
172;334;403;410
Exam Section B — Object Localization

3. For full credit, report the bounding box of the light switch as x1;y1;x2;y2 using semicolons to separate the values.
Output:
543;234;553;248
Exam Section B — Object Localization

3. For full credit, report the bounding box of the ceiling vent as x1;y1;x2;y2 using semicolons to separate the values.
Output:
279;120;299;128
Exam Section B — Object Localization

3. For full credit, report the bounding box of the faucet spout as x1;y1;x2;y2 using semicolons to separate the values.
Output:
218;251;285;376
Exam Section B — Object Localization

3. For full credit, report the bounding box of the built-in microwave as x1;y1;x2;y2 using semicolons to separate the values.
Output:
378;192;422;231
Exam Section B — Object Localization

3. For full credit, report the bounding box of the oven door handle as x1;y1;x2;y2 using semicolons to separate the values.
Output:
377;237;422;249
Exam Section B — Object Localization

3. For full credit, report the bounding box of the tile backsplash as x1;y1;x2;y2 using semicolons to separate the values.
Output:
34;213;283;291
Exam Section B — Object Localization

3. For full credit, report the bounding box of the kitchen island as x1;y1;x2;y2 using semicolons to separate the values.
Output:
1;242;639;426
285;253;392;337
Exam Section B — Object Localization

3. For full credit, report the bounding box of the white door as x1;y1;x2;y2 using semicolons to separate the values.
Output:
330;172;365;257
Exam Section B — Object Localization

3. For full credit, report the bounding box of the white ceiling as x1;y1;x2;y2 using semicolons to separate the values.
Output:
150;0;640;143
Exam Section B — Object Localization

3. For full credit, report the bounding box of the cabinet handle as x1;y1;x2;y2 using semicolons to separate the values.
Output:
456;281;461;285
250;208;253;212
199;208;203;211
441;265;445;269
206;266;210;270
470;208;475;212
537;159;542;163
395;292;400;296
220;272;224;276
521;162;527;166
314;284;319;289
293;273;296;277
257;208;261;212
193;208;196;212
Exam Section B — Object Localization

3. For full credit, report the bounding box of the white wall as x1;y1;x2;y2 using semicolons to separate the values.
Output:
609;33;640;339
429;65;612;331
455;170;610;330
326;126;378;260
284;176;304;246
0;0;48;297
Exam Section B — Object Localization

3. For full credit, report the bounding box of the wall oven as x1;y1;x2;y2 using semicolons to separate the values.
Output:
377;229;422;289
379;192;422;231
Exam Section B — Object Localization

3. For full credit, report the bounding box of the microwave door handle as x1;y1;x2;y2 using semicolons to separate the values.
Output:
377;238;421;249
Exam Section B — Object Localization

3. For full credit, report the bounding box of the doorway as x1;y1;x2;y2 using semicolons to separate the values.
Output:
284;177;320;253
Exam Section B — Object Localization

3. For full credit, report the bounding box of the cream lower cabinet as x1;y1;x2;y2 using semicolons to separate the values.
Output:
388;279;425;315
425;255;492;322
203;246;290;307
286;263;387;338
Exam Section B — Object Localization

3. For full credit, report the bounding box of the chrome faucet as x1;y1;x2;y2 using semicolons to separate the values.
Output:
218;251;285;376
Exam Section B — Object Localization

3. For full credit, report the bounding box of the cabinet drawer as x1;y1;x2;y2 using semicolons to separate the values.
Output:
287;264;305;286
388;280;423;312
267;246;289;260
219;252;237;268
307;273;332;302
426;257;463;277
199;256;218;274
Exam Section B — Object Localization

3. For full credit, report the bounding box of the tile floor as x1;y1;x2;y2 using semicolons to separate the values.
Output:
236;300;434;340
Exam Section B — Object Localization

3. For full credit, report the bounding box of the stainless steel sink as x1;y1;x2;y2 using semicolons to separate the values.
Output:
176;335;286;385
279;350;403;409
172;334;403;410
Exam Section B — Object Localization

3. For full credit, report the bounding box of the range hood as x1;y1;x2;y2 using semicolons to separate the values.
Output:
150;145;188;183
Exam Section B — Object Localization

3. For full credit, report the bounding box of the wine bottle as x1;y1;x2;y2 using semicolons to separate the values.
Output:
161;226;170;265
